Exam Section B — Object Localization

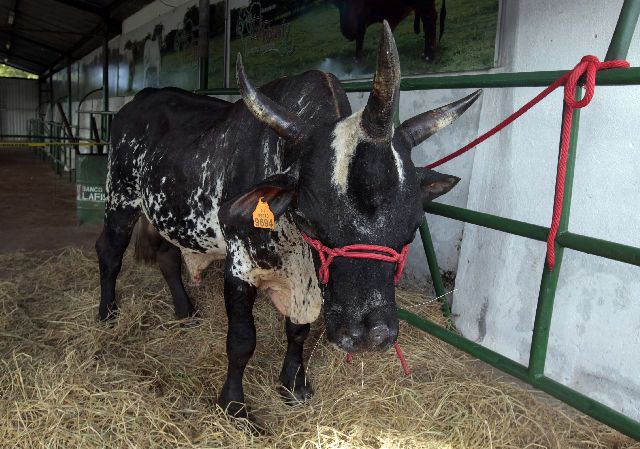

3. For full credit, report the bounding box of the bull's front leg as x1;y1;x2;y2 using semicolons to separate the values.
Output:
218;269;257;418
278;318;313;403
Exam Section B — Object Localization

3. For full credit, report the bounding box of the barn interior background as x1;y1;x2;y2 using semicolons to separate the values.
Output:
1;0;640;445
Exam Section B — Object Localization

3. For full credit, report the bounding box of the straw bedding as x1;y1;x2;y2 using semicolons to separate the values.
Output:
0;248;637;449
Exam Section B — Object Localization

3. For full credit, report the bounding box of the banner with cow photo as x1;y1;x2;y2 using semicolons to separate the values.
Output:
116;0;226;95
62;0;498;97
230;0;499;86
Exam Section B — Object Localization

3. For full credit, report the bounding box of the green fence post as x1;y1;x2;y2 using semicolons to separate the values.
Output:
529;0;639;380
419;220;452;318
606;0;640;61
527;95;580;378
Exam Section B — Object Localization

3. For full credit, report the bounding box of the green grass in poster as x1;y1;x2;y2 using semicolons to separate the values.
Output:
227;0;499;87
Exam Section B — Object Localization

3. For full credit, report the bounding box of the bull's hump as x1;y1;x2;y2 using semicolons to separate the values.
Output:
258;70;351;123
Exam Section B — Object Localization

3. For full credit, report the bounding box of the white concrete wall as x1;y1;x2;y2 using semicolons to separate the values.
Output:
453;0;640;420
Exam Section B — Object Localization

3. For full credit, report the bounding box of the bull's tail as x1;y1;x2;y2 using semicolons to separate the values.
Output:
133;215;161;265
439;0;446;40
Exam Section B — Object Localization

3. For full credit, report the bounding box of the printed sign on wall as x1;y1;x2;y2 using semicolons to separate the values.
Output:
116;0;226;94
230;0;499;86
55;0;498;96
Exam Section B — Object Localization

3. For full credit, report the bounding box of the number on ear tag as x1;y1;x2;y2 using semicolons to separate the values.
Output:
252;197;275;229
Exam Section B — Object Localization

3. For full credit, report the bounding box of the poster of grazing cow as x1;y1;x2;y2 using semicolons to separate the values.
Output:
114;0;226;94
230;0;499;85
65;0;497;97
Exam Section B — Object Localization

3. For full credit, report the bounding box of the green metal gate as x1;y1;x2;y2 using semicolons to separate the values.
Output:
198;0;640;440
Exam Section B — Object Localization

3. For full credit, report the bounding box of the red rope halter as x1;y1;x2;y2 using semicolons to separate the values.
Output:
301;232;412;375
301;232;410;285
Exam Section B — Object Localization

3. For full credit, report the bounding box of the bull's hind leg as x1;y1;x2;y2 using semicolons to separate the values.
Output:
156;240;196;319
218;268;257;418
96;207;139;320
278;318;313;403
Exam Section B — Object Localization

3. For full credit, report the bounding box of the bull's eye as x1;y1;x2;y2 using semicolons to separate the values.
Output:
293;211;317;238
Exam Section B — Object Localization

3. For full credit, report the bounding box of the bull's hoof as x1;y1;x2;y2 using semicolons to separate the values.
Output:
219;401;264;435
278;381;314;405
221;400;250;419
97;305;118;322
175;306;198;321
178;315;202;329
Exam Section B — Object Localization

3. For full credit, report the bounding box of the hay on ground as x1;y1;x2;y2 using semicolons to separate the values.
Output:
0;248;637;449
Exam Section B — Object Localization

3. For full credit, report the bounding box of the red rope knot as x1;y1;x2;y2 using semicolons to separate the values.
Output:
301;232;410;285
546;55;629;270
564;55;628;108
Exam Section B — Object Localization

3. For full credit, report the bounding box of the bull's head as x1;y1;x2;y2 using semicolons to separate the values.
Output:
225;21;480;353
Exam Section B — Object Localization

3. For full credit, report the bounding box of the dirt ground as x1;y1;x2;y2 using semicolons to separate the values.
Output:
0;148;102;254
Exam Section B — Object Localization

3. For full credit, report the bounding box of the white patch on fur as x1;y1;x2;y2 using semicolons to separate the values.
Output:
183;174;226;253
331;110;402;193
105;133;144;211
331;110;363;194
391;143;404;185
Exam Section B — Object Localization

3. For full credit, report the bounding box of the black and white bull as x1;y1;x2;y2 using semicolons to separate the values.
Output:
96;22;480;417
334;0;446;62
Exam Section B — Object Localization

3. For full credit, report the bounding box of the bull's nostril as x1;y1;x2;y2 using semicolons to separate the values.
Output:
369;324;390;346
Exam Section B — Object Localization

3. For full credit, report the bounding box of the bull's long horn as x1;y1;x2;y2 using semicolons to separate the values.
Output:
361;20;400;141
236;53;306;142
398;90;482;148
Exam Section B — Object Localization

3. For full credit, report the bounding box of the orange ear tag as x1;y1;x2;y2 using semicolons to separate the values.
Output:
252;197;275;229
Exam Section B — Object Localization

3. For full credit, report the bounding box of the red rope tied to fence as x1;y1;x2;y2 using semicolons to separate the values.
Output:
426;55;630;270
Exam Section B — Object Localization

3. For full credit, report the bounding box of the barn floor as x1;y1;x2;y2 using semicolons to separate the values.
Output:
0;148;101;254
1;248;638;449
0;148;638;448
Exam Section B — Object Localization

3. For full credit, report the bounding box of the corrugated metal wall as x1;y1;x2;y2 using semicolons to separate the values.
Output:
0;78;39;136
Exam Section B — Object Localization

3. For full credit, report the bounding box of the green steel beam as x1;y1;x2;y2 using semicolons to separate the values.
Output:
425;202;549;242
557;232;640;266
528;92;582;378
418;220;452;318
195;67;640;97
397;308;529;380
606;0;640;61
425;202;640;267
396;308;640;442
350;68;640;91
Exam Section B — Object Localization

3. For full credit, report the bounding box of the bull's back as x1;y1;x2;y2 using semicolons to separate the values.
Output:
110;87;231;149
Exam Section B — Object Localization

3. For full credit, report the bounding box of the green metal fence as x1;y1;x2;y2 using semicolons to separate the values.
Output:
198;0;640;440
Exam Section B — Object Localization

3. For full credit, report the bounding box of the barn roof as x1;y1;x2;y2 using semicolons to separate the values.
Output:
0;0;154;76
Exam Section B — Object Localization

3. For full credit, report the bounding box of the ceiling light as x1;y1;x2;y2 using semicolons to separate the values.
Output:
8;11;15;25
5;41;10;50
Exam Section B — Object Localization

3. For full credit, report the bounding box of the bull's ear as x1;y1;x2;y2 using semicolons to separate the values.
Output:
416;167;460;203
219;174;297;227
